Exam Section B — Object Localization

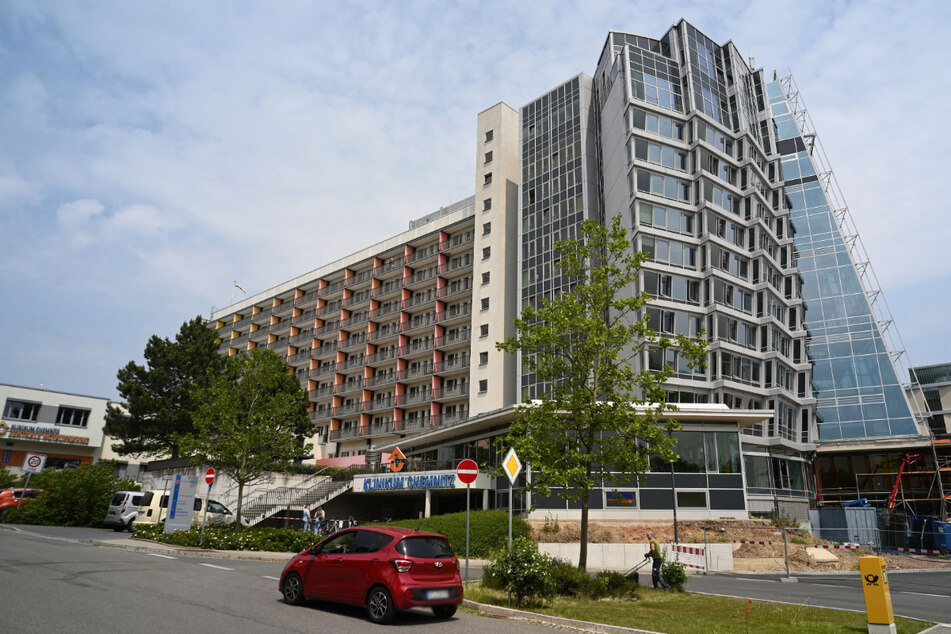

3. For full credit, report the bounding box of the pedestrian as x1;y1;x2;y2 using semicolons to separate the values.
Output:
302;504;312;533
315;506;326;534
646;530;669;589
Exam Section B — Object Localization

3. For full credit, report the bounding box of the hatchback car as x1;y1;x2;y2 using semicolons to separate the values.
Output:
0;488;47;521
279;525;463;624
103;490;144;532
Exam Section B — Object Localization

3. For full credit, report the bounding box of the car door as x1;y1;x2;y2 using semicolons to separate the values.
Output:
307;531;358;602
346;530;396;602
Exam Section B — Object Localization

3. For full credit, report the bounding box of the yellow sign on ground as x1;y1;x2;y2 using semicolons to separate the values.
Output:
859;555;895;633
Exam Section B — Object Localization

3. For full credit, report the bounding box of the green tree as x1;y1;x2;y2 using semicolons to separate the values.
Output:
496;215;707;570
12;462;137;527
0;466;20;490
105;316;224;459
179;349;312;527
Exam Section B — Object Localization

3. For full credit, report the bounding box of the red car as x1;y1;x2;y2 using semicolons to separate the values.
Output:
279;525;463;624
0;488;47;521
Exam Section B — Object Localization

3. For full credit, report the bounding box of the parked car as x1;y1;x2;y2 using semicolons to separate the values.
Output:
135;490;239;527
103;490;144;532
0;488;47;521
279;525;463;624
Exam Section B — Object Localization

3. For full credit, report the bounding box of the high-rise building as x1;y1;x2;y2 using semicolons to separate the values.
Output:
208;20;931;523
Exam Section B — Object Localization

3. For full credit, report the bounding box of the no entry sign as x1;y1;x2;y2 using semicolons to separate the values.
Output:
204;467;216;485
456;459;479;484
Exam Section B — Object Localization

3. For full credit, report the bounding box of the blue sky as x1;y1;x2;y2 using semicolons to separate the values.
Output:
1;0;949;399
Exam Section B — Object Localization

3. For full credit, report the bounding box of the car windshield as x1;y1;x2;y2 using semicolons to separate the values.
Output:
395;536;454;559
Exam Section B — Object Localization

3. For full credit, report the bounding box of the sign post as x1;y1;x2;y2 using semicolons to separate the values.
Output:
502;448;522;553
456;459;479;585
200;467;216;547
19;453;47;509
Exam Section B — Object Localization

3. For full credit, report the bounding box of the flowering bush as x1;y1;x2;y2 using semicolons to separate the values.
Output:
484;537;555;605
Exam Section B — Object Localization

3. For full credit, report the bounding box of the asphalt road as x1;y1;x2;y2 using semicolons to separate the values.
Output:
0;526;538;634
688;570;951;624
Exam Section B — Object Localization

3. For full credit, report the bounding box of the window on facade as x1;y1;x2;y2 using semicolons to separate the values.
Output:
483;222;491;235
479;379;488;393
482;272;490;285
482;247;491;260
481;298;489;311
676;491;707;508
56;407;90;428
485;130;493;143
3;399;40;421
484;173;492;186
480;324;489;337
483;198;492;211
484;151;493;164
479;351;488;365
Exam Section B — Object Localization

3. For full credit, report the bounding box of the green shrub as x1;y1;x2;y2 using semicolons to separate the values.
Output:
549;558;591;596
592;571;636;599
11;462;137;527
368;510;528;559
661;560;687;592
484;536;555;605
134;523;323;552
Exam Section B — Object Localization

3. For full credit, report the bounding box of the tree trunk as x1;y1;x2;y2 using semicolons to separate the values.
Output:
579;485;589;571
236;480;244;530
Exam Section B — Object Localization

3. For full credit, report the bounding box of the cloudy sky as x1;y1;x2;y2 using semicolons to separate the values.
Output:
1;0;948;399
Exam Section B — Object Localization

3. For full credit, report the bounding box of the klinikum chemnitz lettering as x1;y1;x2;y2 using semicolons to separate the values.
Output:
362;474;456;491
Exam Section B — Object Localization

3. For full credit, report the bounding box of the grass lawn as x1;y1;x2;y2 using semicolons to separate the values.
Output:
463;583;932;634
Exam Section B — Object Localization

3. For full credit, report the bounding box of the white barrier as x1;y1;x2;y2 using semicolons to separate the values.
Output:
538;543;733;572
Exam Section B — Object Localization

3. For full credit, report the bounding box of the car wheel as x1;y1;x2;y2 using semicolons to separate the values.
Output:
282;572;304;606
432;605;457;619
366;586;395;624
126;519;135;533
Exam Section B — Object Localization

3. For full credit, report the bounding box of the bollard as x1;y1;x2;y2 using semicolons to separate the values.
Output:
859;556;896;634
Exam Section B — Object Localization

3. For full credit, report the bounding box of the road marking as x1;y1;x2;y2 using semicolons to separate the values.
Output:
809;583;848;588
262;576;280;581
200;563;234;571
734;578;775;583
148;553;177;560
901;591;946;598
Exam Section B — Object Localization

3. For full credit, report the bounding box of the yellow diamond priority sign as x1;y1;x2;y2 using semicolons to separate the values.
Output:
502;448;522;485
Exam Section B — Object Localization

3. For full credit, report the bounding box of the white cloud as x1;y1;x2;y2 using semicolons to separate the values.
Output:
56;198;104;228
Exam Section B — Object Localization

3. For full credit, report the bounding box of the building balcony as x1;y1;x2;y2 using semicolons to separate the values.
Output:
267;339;289;352
396;390;432;407
437;256;473;275
319;279;346;298
335;357;365;372
308;365;336;379
365;349;397;365
272;301;294;317
311;341;338;358
367;327;400;343
292;311;315;326
315;322;340;336
345;269;374;289
436;278;473;299
287;349;312;364
230;333;250;347
251;308;272;323
342;290;371;308
371;280;403;300
248;327;269;342
289;331;313;345
395;416;433;433
340;313;368;329
401;363;434;381
400;315;437;334
398;339;435;358
339;336;366;351
364;371;397;388
435;331;471;348
269;319;292;335
369;303;400;320
233;316;251;330
436;305;472;325
334;380;364;395
317;302;342;318
404;268;438;290
330;402;364;417
434;356;470;373
406;243;439;265
293;289;319;308
439;230;474;254
309;385;335;399
434;384;469;400
372;256;406;279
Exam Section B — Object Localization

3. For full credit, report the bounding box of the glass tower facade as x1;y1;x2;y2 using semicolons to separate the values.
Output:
767;82;920;441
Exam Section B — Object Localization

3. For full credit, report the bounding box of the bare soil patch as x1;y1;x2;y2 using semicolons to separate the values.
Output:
528;518;951;571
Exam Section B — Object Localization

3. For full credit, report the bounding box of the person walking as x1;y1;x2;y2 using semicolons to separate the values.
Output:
302;504;312;533
315;506;326;534
646;530;670;589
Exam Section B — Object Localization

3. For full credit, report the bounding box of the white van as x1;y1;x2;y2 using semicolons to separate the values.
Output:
135;490;238;527
103;490;144;532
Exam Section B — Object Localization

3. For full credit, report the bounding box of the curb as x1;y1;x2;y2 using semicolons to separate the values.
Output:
463;599;662;634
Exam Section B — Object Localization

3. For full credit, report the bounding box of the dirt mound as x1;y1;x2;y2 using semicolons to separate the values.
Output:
528;518;951;571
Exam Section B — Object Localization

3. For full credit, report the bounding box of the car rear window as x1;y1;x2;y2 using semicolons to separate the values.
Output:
395;536;454;559
111;493;126;505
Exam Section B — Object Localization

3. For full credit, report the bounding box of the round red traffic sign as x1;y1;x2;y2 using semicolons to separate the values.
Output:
456;459;479;484
27;455;42;468
204;467;216;485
